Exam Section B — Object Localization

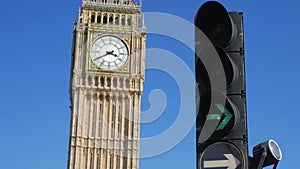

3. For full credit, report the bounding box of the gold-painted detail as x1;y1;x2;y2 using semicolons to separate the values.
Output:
90;62;96;69
124;37;130;44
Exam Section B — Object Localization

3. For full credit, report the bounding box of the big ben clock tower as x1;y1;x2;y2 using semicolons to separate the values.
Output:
67;0;146;169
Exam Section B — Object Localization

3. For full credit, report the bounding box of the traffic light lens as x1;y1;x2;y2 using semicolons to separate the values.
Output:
195;1;234;47
195;45;237;90
215;45;237;88
197;90;238;142
208;23;232;47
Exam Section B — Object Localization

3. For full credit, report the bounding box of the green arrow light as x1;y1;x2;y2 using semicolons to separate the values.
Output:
215;103;233;130
207;114;221;121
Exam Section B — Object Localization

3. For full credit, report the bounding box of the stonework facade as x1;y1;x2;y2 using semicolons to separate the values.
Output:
67;1;146;169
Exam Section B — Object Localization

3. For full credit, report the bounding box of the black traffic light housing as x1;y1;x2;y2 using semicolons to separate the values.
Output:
195;1;248;169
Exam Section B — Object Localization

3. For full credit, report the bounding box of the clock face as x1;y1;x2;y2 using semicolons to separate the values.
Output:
91;36;129;71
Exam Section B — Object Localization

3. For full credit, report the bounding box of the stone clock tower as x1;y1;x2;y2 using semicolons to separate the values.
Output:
67;0;146;169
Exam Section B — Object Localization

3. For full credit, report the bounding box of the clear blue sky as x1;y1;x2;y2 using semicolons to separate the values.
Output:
0;0;299;169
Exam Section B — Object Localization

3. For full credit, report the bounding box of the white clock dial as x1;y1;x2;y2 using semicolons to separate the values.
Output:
91;36;129;70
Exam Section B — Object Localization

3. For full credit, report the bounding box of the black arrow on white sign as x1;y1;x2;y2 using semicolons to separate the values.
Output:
204;154;240;169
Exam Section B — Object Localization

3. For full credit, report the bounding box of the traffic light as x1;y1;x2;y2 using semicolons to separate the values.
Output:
195;1;248;169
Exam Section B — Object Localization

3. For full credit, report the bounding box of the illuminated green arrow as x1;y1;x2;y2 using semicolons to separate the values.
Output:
206;104;233;131
215;104;233;130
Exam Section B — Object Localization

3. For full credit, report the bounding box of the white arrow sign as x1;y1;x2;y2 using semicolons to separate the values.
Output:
204;154;241;169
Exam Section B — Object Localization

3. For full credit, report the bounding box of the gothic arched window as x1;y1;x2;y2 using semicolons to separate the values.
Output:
97;15;101;23
127;17;132;26
103;15;108;24
121;16;126;26
115;15;120;25
109;15;114;24
91;14;95;23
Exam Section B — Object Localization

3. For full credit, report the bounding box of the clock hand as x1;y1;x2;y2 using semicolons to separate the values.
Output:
94;52;109;60
110;50;118;57
95;50;118;61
